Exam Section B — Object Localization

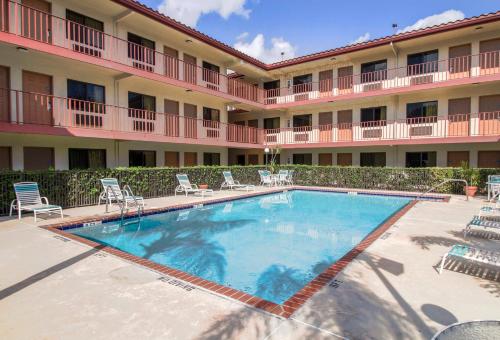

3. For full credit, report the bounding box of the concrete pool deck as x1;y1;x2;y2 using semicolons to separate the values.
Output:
0;187;499;339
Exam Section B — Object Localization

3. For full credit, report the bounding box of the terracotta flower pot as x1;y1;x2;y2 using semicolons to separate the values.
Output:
199;184;209;190
465;186;478;197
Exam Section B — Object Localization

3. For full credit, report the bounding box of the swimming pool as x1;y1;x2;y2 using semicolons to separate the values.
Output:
67;190;411;306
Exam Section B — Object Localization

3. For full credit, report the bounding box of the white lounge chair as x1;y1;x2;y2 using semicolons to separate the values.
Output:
479;199;499;217
286;170;295;185
99;178;144;212
220;171;255;191
464;215;500;237
439;244;500;274
10;182;63;222
175;174;213;197
258;170;273;187
487;175;500;201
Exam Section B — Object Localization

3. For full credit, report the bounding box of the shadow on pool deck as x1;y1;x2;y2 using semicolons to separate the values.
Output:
0;244;105;300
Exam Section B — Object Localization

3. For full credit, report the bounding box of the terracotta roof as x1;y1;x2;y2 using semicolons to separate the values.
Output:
111;1;500;71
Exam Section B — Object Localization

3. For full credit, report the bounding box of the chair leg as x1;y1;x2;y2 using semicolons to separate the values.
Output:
18;208;21;220
439;254;448;274
34;211;37;223
59;208;63;219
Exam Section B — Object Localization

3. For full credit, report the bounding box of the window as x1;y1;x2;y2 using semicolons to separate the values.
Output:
128;33;155;67
248;154;259;165
236;155;245;166
264;80;280;90
67;80;105;126
0;146;11;170
128;92;156;132
69;148;106;169
24;147;54;170
203;153;220;166
293;114;312;128
361;60;387;83
129;150;156;167
361;107;387;124
66;10;104;53
264;117;280;130
293;74;312;93
184;152;197;167
202;61;220;85
406;152;436;168
407;50;438;75
293;153;312;165
360;152;386;167
202;107;220;122
318;153;333;166
406;101;438;121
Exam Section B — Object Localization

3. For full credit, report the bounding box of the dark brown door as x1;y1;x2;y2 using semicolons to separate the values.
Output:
22;70;53;125
318;153;333;166
183;53;197;84
479;94;500;135
0;146;11;170
337;153;352;166
22;0;51;43
337;66;353;93
183;103;197;138
479;38;500;73
447;151;469;167
24;146;54;170
337;109;353;141
448;44;471;79
478;151;500;168
164;46;179;79
164;151;179;167
184;152;197;167
0;66;9;122
448;97;470;136
319;70;333;96
319;111;332;142
164;99;179;137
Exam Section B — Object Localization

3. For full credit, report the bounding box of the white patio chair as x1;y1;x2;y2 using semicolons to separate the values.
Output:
175;174;213;197
277;169;289;186
220;171;255;191
258;170;273;187
286;169;295;185
487;175;500;201
10;182;63;222
439;244;500;274
99;178;144;212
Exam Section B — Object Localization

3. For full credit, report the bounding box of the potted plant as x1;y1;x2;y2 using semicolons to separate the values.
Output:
461;162;479;197
199;183;209;190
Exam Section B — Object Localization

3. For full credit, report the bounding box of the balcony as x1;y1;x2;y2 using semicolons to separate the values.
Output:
0;0;264;105
0;2;499;113
0;88;265;147
264;114;500;148
264;52;500;107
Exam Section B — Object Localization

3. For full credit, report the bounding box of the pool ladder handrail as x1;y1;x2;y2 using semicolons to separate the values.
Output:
416;179;469;201
104;185;143;223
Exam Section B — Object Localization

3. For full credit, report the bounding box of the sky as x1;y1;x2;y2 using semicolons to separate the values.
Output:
139;0;499;63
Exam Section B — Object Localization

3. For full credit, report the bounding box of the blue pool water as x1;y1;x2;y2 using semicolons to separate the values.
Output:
68;190;410;304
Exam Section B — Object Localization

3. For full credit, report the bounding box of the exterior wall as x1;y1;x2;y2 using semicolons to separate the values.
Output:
0;134;228;170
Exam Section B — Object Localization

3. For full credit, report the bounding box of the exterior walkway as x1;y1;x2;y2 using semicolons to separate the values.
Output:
0;188;498;339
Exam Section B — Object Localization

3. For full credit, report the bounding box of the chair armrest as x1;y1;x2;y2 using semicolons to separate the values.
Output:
41;197;49;204
10;199;18;208
234;180;241;185
192;184;199;190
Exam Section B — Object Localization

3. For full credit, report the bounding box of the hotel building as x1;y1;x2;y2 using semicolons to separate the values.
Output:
0;0;499;170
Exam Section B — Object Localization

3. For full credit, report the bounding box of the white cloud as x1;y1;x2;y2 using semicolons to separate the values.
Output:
236;32;249;41
398;10;465;33
234;33;296;63
349;32;370;45
157;0;251;27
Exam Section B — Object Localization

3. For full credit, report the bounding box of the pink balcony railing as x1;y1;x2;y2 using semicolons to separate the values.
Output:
0;88;265;145
264;113;500;145
0;0;264;104
264;52;500;105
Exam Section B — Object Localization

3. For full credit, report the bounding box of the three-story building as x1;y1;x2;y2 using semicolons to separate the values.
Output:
0;0;498;170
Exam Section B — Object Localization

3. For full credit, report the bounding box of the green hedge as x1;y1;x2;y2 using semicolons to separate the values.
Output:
0;166;497;216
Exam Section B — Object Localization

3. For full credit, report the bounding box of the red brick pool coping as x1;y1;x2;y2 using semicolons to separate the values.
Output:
41;187;435;318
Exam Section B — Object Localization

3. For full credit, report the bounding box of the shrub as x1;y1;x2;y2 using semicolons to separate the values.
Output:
0;165;496;215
